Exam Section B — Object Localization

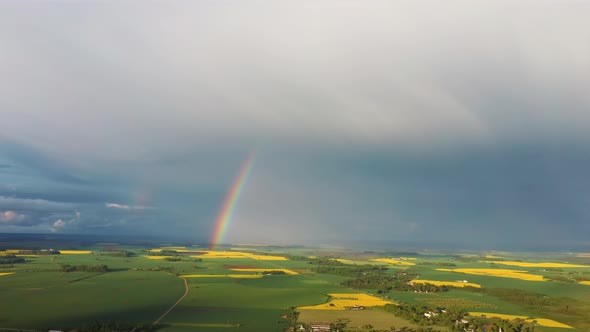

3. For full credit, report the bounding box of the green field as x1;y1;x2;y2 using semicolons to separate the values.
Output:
298;309;420;331
1;245;590;331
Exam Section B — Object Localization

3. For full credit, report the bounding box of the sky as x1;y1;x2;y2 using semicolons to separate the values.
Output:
1;0;589;250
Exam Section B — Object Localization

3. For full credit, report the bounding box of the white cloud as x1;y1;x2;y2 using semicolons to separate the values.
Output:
106;202;130;210
52;219;65;228
106;202;151;210
1;210;26;223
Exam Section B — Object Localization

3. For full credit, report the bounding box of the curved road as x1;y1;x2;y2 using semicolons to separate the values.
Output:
152;277;188;327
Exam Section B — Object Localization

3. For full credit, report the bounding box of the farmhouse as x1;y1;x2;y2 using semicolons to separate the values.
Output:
424;311;439;318
310;322;331;332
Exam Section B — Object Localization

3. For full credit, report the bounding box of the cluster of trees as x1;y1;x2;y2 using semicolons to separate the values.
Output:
312;260;388;278
135;266;175;273
0;254;26;264
383;303;466;326
382;303;536;332
99;250;136;257
340;272;448;293
437;262;457;267
59;264;109;272
410;283;449;293
147;249;180;256
417;262;456;267
164;257;183;262
285;255;313;261
308;257;346;266
312;260;451;294
341;274;398;291
14;249;60;255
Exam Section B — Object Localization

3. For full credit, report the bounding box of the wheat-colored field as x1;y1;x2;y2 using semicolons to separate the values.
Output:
436;268;545;281
412;279;481;288
469;312;573;328
230;268;298;275
298;293;394;310
58;250;92;254
180;274;263;279
482;261;589;268
189;250;288;260
370;258;416;266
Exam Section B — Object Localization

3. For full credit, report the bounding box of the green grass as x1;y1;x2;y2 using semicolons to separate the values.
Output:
298;309;422;331
0;268;182;329
2;247;590;331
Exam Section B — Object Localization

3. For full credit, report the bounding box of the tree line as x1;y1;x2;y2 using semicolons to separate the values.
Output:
59;264;109;272
382;303;537;332
0;254;26;264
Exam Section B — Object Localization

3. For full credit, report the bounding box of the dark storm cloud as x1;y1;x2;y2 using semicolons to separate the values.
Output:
0;0;589;249
0;140;89;185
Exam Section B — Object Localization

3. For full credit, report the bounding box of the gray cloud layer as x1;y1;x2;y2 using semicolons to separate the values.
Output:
1;1;589;249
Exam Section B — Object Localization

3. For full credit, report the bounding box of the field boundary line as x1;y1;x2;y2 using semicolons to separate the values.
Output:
152;277;188;327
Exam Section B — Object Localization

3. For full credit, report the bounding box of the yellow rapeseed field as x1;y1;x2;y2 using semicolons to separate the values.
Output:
482;261;589;268
299;293;394;310
59;250;92;254
150;248;191;253
336;258;369;265
412;279;481;288
579;281;590;286
190;251;288;261
245;253;288;260
469;312;573;328
180;274;263;279
371;258;416;266
148;249;288;260
0;272;15;277
230;268;298;275
144;255;176;260
436;268;545;281
484;255;503;259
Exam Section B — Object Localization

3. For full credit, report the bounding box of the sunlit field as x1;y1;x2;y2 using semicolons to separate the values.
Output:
436;268;546;281
58;250;93;254
412;279;481;288
180;274;263;279
469;312;573;328
188;250;288;260
229;268;298;275
482;261;589;268
2;244;590;331
298;293;394;310
371;258;416;266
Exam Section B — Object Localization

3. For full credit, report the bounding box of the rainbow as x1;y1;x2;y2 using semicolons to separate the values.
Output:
209;151;257;249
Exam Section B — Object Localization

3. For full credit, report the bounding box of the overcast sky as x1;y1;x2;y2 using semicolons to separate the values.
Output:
1;0;589;250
